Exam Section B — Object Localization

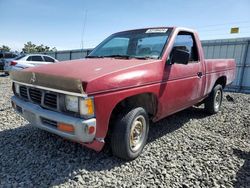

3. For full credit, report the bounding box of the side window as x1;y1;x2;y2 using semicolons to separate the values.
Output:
171;32;198;63
28;56;43;61
27;56;32;61
43;56;55;62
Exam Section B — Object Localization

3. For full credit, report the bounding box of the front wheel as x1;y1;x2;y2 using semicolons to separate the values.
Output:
111;107;149;161
205;84;223;114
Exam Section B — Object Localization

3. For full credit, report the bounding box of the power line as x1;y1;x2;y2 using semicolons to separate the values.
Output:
197;26;250;33
199;32;250;38
193;20;250;29
197;25;250;32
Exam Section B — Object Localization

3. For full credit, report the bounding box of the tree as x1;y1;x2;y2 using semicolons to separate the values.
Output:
22;42;57;53
0;45;11;52
22;42;36;53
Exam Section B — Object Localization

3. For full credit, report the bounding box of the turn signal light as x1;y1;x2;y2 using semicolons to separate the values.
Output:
85;98;94;115
58;123;74;133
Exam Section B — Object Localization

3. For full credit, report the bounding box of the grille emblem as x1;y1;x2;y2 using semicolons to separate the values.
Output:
30;72;36;83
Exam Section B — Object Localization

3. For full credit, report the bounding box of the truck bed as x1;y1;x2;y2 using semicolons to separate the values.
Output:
204;59;236;96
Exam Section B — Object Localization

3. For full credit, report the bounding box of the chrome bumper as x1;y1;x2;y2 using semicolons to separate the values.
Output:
11;96;96;143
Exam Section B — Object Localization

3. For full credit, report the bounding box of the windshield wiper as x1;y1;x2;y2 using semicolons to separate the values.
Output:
103;55;131;59
85;55;131;59
86;55;157;60
133;56;157;60
85;55;105;58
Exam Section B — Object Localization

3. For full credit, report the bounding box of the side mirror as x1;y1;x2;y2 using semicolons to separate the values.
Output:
170;48;190;65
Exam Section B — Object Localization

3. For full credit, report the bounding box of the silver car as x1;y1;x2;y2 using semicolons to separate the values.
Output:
5;54;58;73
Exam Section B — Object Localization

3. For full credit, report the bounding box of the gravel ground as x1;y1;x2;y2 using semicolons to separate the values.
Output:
0;75;249;188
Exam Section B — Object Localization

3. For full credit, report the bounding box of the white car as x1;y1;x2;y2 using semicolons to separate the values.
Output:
5;54;58;72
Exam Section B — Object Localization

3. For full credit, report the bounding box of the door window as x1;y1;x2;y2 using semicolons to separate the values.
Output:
171;32;199;63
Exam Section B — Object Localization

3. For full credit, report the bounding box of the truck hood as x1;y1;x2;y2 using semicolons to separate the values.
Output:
21;58;163;94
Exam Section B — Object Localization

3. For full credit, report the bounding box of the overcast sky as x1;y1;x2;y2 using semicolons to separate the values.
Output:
1;0;250;51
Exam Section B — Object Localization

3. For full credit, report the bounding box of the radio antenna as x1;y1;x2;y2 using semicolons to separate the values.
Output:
81;9;88;50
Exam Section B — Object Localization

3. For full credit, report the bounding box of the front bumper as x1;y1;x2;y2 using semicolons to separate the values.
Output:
11;96;96;143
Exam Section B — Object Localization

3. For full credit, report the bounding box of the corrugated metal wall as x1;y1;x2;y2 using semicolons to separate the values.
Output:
43;38;250;93
202;38;250;93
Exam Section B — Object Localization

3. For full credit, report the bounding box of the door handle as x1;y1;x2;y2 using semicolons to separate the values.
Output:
197;72;202;78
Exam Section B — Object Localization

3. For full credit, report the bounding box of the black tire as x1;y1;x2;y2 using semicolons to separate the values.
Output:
111;107;149;161
205;84;223;114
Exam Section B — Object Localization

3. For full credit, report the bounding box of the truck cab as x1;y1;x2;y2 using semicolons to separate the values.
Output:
10;27;236;160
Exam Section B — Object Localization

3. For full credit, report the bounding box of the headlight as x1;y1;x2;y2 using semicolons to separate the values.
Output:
80;97;95;117
65;95;95;118
14;83;20;95
65;95;79;113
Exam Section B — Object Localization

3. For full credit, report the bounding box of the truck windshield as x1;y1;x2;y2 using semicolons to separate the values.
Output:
87;28;172;59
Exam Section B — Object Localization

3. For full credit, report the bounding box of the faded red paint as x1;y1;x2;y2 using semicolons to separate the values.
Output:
24;27;236;151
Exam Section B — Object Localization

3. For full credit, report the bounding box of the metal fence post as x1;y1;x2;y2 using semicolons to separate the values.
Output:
239;40;250;92
69;51;72;60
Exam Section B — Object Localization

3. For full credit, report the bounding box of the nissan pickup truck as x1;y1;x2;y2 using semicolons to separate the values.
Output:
10;27;236;160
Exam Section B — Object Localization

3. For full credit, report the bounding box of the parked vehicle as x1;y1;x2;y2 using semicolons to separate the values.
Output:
5;54;58;72
0;51;19;74
10;27;236;160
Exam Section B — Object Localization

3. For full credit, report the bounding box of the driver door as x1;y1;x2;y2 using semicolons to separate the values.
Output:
158;32;204;118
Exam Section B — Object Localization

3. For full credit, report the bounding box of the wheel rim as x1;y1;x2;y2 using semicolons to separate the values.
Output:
214;90;222;109
129;115;146;152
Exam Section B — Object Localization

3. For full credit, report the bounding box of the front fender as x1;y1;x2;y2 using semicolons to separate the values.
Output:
93;82;161;142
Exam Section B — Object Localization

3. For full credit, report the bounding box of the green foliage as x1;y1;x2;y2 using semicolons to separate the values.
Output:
0;45;11;52
22;42;57;53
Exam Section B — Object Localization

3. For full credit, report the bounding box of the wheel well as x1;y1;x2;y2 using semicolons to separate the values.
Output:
106;93;158;139
215;76;227;88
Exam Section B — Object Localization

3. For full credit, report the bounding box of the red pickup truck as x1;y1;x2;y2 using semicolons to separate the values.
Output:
10;27;236;160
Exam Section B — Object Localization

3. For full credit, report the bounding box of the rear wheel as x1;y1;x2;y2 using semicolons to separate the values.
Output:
111;107;149;160
205;84;223;114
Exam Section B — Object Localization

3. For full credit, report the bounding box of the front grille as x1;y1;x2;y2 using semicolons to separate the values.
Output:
29;88;42;104
17;85;58;110
20;86;28;99
44;93;57;108
41;117;57;128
